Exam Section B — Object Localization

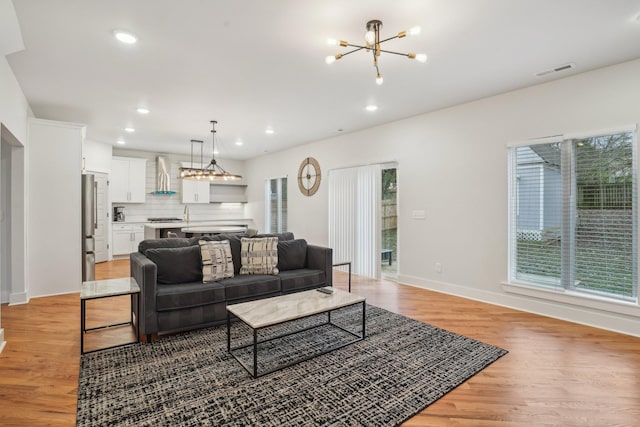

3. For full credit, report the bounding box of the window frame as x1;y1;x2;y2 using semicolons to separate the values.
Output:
264;176;287;234
506;125;639;308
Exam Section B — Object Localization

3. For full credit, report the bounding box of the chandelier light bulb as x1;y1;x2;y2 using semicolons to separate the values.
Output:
415;53;428;63
327;38;337;46
376;74;384;85
408;26;421;36
325;55;336;64
365;30;375;44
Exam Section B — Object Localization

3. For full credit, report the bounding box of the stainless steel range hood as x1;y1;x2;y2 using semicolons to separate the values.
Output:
153;156;176;195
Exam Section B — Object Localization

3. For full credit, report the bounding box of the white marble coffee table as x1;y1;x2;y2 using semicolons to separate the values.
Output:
226;287;366;378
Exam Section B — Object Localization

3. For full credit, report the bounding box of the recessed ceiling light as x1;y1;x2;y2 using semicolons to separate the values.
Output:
124;127;135;133
113;30;138;44
136;107;149;114
235;140;243;146
365;104;378;112
265;129;275;135
117;139;126;145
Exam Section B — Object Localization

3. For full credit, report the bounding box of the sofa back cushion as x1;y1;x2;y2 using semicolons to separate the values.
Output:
138;238;191;254
145;245;203;284
253;232;295;241
277;239;308;271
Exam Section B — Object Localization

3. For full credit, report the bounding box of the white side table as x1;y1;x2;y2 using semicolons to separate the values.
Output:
80;277;140;354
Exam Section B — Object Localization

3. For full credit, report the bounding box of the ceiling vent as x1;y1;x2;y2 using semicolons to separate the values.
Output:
535;63;576;77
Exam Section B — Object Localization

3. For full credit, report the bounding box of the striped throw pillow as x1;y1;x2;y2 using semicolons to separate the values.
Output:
199;240;234;282
240;237;279;275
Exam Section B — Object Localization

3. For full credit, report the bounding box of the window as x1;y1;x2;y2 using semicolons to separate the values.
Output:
265;177;287;233
509;128;637;301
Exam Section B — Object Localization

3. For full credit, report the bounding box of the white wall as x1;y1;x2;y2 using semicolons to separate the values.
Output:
245;59;640;336
27;119;84;298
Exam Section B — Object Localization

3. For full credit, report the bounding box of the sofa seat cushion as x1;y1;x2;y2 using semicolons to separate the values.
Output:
156;281;225;311
279;269;326;293
219;275;281;302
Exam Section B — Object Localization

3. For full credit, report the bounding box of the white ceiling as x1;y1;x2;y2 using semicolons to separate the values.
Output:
7;0;640;160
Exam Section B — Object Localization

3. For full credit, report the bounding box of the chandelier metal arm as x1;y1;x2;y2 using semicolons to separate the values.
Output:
341;46;367;57
377;35;401;44
378;49;412;57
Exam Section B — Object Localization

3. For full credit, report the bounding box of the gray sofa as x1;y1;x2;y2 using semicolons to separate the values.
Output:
130;233;333;342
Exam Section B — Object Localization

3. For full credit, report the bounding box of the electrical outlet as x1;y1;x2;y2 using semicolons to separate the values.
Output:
435;262;442;273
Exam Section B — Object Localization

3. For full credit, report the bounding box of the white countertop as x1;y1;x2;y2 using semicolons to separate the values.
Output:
144;219;253;229
181;225;247;233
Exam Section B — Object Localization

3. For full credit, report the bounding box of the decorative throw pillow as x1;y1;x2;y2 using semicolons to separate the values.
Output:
240;237;279;275
145;245;202;284
199;240;234;283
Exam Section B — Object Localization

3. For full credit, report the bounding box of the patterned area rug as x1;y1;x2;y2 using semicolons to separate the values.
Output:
77;305;507;426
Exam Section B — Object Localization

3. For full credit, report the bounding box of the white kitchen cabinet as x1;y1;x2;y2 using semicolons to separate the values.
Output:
111;157;147;203
182;179;210;204
112;224;145;256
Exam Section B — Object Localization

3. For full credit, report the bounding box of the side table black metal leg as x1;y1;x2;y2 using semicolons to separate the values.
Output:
253;329;258;378
134;293;140;342
362;301;366;338
80;299;86;354
226;311;231;352
332;261;352;292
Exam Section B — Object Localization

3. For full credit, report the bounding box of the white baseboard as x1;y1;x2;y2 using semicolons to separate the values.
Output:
9;292;28;305
396;273;640;338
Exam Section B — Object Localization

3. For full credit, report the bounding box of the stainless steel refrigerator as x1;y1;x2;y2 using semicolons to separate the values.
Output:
81;173;96;281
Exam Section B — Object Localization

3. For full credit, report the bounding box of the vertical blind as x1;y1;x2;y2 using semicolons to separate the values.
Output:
509;130;637;300
329;164;381;278
265;177;287;233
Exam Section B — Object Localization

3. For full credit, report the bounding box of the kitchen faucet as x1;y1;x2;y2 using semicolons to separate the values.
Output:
183;205;190;223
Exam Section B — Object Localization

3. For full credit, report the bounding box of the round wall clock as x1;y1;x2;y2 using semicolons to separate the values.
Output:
297;157;321;196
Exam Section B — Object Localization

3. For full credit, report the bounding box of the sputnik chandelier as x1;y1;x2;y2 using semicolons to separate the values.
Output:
179;120;242;181
325;19;426;85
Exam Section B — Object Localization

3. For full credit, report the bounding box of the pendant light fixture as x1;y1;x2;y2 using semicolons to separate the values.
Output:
326;19;426;85
179;120;242;181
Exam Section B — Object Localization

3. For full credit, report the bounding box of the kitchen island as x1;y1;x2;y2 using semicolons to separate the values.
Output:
144;219;254;239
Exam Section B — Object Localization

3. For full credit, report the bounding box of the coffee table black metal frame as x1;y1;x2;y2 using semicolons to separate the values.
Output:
226;295;365;379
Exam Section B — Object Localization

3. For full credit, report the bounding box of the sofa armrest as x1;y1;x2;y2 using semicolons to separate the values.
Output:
130;252;158;338
306;245;333;286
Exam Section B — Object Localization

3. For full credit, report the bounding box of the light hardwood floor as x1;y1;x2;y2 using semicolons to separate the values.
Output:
1;260;639;426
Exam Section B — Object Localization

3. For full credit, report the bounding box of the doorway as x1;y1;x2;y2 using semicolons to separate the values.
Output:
92;172;109;263
381;166;398;278
0;123;27;307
